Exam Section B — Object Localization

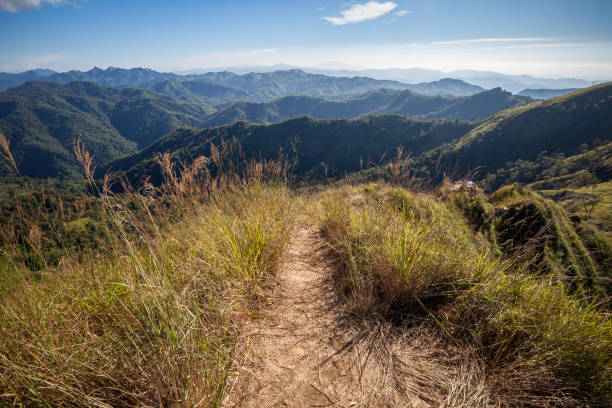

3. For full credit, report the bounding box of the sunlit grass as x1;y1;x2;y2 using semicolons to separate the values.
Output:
318;182;611;403
0;147;296;406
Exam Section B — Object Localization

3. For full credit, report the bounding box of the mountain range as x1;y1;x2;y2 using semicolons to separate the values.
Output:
201;87;530;127
301;67;596;93
200;65;597;92
0;80;534;178
173;64;599;92
0;67;491;103
0;67;492;106
0;81;211;178
102;84;612;187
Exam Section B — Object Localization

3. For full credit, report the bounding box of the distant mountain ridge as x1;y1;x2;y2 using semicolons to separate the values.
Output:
2;66;600;96
300;67;595;93
102;84;612;186
1;67;486;102
0;69;57;92
518;88;581;100
201;87;530;127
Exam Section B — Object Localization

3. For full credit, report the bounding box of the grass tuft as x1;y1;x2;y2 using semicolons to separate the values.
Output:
0;142;296;406
318;182;611;404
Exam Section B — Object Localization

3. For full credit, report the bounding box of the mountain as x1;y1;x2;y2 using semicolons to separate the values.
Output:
427;87;530;119
144;79;248;105
299;67;595;93
447;71;593;93
193;71;485;98
0;81;212;178
2;67;599;98
100;115;474;183
0;69;57;92
44;66;178;88
201;87;530;127
422;83;612;183
402;78;484;97
1;67;487;104
304;67;446;84
174;69;415;101
104;83;611;187
518;88;581;100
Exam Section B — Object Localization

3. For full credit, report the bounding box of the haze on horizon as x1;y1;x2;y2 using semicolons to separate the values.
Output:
1;0;612;80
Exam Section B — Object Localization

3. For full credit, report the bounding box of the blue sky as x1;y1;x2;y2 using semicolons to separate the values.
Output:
1;0;612;79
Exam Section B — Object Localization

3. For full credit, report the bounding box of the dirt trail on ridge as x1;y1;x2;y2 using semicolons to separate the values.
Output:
223;225;493;408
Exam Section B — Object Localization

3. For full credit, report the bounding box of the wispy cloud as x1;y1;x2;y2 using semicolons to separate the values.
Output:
1;53;62;72
394;10;411;17
473;42;612;51
432;37;553;45
324;1;397;25
0;0;81;12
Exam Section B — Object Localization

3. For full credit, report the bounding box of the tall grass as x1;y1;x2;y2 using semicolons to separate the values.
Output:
0;142;295;406
319;183;611;404
0;130;19;176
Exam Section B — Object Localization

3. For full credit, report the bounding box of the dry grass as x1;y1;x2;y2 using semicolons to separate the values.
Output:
0;143;296;406
317;182;611;406
0;130;19;176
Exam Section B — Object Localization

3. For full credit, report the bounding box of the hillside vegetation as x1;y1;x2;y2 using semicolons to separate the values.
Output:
101;115;474;183
0;77;610;407
0;147;297;406
201;87;530;127
0;81;211;177
419;83;612;182
105;84;611;189
3;154;609;405
317;182;610;406
518;88;581;99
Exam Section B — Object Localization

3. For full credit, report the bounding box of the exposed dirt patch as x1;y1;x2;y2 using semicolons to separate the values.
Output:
224;226;495;407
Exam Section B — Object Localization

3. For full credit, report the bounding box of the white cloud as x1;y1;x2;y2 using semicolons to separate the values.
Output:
0;0;80;12
394;10;411;17
133;40;612;81
432;37;553;45
324;1;397;25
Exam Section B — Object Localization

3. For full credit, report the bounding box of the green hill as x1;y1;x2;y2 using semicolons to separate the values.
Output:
518;88;581;100
145;79;249;105
423;83;612;183
201;87;530;127
0;81;212;178
0;69;56;92
101;115;474;183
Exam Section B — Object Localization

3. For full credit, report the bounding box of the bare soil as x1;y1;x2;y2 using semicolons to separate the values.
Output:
223;226;494;407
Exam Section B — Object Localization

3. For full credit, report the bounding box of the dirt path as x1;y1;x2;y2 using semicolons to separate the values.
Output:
223;226;493;407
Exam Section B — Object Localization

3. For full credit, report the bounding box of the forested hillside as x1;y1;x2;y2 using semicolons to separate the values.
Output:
101;115;474;182
201;87;530;127
419;83;612;183
0;81;211;177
